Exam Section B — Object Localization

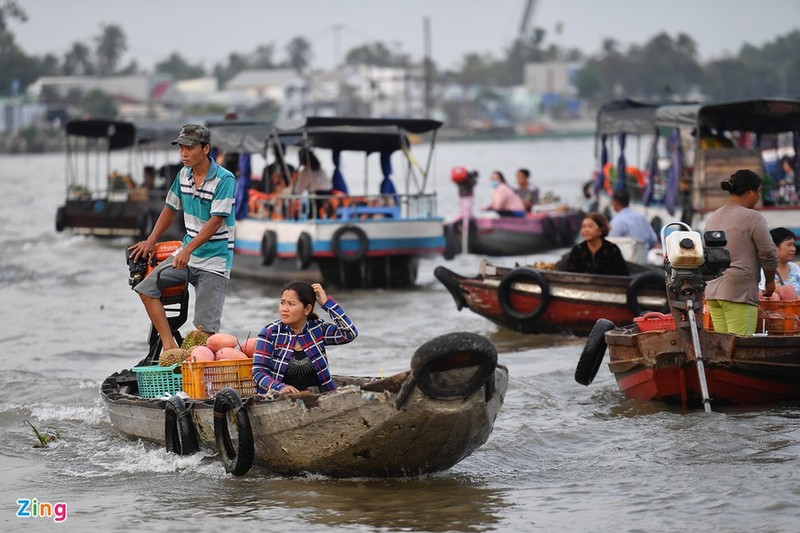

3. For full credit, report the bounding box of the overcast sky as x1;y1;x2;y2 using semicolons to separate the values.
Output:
10;0;800;72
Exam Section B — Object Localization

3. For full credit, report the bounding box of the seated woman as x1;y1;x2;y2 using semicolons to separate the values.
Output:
563;212;629;276
759;227;800;295
483;171;526;217
252;281;358;394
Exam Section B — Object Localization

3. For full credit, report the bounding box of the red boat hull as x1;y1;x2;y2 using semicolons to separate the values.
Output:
606;327;800;408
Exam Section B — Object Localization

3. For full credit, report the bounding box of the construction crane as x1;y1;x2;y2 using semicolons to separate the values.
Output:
518;0;539;40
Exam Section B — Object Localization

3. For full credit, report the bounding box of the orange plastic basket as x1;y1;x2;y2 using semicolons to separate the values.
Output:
634;312;676;332
757;299;800;336
181;359;256;399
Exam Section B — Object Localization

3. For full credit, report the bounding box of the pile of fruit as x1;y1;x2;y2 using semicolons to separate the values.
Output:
158;329;259;366
759;284;799;301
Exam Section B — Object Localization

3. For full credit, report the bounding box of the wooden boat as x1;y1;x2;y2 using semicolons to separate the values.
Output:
209;117;446;288
101;331;508;477
56;119;184;239
435;258;667;336
443;206;584;258
575;224;800;410
591;98;800;241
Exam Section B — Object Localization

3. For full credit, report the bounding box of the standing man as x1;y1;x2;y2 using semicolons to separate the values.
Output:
128;124;236;352
515;168;539;213
608;189;659;250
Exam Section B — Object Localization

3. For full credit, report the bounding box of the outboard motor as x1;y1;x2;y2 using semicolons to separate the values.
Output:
661;224;730;413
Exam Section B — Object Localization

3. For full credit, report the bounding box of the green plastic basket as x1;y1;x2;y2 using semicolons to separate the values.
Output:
131;364;182;398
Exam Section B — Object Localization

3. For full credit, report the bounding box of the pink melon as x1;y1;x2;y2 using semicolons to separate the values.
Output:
206;333;239;352
215;347;248;360
242;337;258;358
777;284;798;301
189;345;215;363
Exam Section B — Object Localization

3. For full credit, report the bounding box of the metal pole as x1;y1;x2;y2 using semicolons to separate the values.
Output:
685;298;712;413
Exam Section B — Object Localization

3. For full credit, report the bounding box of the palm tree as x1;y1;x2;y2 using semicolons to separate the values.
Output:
286;37;312;73
95;23;127;76
63;42;93;75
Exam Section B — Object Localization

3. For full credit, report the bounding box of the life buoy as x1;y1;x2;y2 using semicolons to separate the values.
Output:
410;332;497;400
55;207;66;232
331;225;368;262
213;388;254;476
626;270;669;317
574;318;615;386
497;267;551;321
260;230;277;266
296;232;313;270
164;395;200;455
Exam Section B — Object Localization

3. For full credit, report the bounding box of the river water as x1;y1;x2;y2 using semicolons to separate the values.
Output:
3;140;800;532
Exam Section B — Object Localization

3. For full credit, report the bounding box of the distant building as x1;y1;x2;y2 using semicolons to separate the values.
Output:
523;61;585;119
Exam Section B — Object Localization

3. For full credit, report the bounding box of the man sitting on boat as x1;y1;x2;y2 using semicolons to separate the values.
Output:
484;171;526;217
515;168;540;213
608;189;659;250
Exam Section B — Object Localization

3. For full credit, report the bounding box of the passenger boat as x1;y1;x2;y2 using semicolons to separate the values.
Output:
435;251;667;336
575;223;800;410
590;98;800;242
443;206;584;258
209;117;446;288
101;331;507;477
56;119;184;239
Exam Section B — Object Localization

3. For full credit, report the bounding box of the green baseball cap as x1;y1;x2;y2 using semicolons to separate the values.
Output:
171;124;210;146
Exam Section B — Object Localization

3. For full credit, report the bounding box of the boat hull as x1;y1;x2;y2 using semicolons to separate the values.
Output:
606;327;800;407
435;263;666;336
444;210;582;257
102;368;508;477
234;216;443;288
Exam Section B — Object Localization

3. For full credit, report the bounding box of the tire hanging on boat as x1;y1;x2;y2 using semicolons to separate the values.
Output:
164;395;200;456
296;232;313;270
331;225;368;262
55;207;66;232
574;318;615;386
626;270;669;317
410;332;497;400
213;388;254;476
260;230;278;266
496;267;551;321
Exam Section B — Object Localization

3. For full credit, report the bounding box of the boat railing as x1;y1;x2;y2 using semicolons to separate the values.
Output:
246;191;439;222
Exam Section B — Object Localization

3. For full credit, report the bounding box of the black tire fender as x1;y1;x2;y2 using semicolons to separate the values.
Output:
410;332;497;401
164;395;200;455
627;270;669;317
213;388;254;476
260;230;277;266
331;225;368;262
575;318;615;386
497;267;551;321
296;232;313;270
55;207;66;232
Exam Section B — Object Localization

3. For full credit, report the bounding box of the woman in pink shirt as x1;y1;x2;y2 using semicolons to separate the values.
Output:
484;171;526;217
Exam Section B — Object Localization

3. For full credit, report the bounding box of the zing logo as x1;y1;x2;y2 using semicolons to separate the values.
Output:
16;498;68;523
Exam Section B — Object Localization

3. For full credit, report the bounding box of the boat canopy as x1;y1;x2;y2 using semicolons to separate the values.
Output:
206;120;274;154
66;119;137;150
274;117;443;154
655;99;800;133
596;99;677;136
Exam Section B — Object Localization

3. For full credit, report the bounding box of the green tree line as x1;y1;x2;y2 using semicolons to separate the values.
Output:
1;0;798;106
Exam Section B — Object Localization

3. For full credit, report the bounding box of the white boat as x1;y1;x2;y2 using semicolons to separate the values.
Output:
210;117;446;288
